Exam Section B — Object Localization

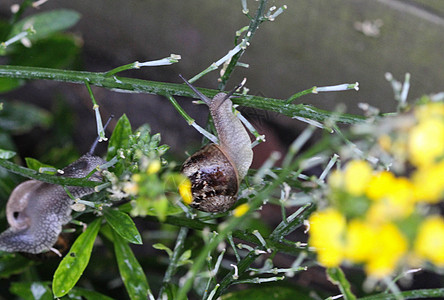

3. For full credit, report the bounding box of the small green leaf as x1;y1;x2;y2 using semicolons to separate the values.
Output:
112;229;150;300
0;77;24;93
9;9;81;42
104;208;142;245
10;281;53;300
69;287;114;300
177;249;193;267
0;149;15;159
52;218;102;298
152;243;173;258
107;114;132;161
25;157;57;174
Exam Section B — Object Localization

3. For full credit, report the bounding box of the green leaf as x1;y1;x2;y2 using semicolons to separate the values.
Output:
0;77;24;93
0;253;34;278
0;149;15;159
221;286;310;300
107;114;132;161
69;287;114;300
10;34;81;69
10;281;53;300
0;101;51;134
152;243;173;258
104;208;142;245
52;218;102;298
9;9;81;42
177;249;192;267
112;228;150;300
25;157;56;174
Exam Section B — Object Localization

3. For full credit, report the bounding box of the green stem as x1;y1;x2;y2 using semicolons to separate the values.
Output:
164;93;195;125
0;159;101;187
158;227;189;300
0;65;365;124
359;288;444;300
327;267;357;300
285;86;316;104
218;0;268;90
176;142;311;299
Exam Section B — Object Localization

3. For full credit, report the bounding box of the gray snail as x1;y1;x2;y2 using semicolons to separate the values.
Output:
0;118;111;255
179;75;253;213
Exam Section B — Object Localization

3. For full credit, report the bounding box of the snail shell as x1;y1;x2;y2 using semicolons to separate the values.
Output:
179;75;253;213
181;144;239;212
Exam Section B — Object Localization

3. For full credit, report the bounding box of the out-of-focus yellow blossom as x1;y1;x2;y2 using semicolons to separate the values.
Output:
366;176;415;223
178;178;193;205
414;216;444;266
378;134;392;152
147;159;162;175
344;219;375;263
233;203;250;217
123;181;139;196
366;171;396;201
412;160;444;203
408;118;444;167
308;209;346;267
414;102;444;121
328;169;343;190
365;223;408;278
344;160;373;196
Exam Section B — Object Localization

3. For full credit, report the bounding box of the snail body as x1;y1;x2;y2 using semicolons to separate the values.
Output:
0;154;105;254
180;76;253;213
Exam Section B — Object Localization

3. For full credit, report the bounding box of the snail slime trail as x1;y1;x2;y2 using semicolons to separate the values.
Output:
0;116;113;256
179;75;253;213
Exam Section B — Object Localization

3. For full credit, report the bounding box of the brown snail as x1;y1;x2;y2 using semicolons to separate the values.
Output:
179;75;253;213
0;117;112;255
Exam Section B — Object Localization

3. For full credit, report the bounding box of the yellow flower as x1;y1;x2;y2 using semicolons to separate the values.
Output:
366;176;415;222
178;178;193;205
412;160;444;203
414;216;444;266
344;219;375;263
344;160;373;196
123;181;139;195
308;209;346;267
414;102;444;121
365;223;408;278
147;159;162;175
366;171;396;201
233;203;250;217
378;134;392;152
328;169;343;190
408;118;444;167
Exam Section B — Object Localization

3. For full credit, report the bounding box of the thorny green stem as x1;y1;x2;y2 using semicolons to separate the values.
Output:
359;288;444;300
158;227;189;300
218;0;268;90
0;65;365;124
176;152;315;299
0;159;101;187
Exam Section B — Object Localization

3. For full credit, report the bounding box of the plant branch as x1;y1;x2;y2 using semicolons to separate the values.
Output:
0;159;101;187
158;227;189;300
218;0;269;90
0;65;365;124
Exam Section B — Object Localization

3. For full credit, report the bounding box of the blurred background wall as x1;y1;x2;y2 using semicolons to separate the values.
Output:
0;0;443;162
